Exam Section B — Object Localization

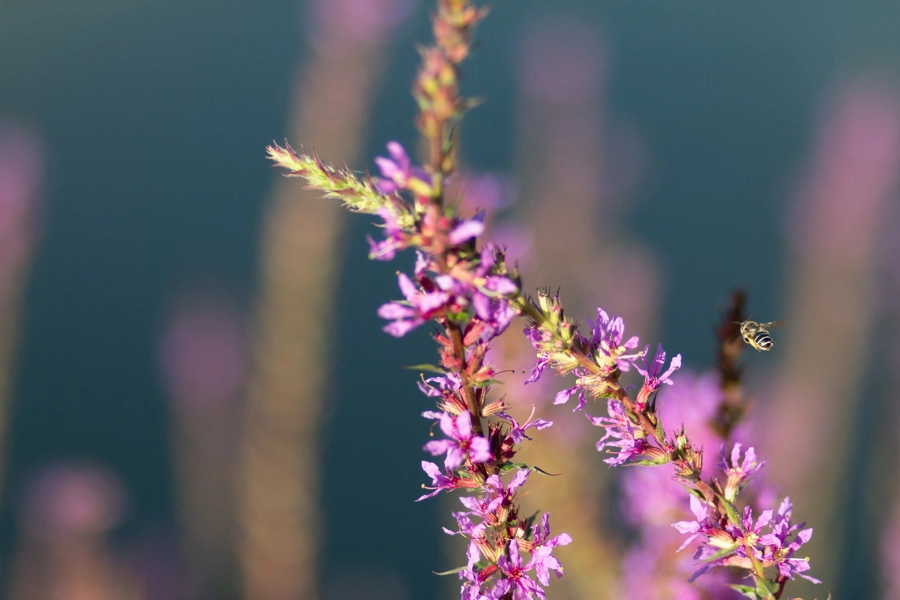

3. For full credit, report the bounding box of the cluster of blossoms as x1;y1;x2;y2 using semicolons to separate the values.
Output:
266;1;820;598
523;292;818;598
420;405;572;600
270;96;572;597
372;137;571;597
617;371;739;600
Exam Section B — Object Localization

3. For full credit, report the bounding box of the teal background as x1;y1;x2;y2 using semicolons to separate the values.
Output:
3;1;900;598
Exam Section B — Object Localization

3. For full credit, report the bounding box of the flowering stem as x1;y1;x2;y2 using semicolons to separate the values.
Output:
412;0;489;441
448;322;485;436
520;292;748;519
518;299;657;434
267;0;820;595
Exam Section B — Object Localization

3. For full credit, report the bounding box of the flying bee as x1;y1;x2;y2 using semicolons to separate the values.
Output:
738;319;788;352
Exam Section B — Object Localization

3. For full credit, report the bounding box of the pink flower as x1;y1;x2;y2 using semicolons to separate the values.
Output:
423;412;492;470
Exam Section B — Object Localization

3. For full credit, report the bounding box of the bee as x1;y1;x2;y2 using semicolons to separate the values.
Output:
738;319;788;352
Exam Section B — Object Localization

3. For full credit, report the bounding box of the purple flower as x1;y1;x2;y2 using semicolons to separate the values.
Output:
635;343;681;390
587;308;643;371
758;497;820;583
523;325;551;384
444;513;488;572
448;217;485;245
687;544;750;583
459;566;489;600
552;381;588;412
635;343;681;408
458;488;504;522
458;470;530;521
680;505;774;582
489;469;530;497
473;281;518;338
416;461;463;501
732;505;775;547
470;245;519;340
719;443;765;502
498;408;553;444
367;207;406;260
374;141;409;194
417;373;462;398
377;272;449;337
375;142;410;194
423;411;492;470
465;527;484;570
374;141;428;194
529;513;572;586
444;510;478;537
672;495;714;552
494;540;546;600
587;400;655;466
429;244;518;342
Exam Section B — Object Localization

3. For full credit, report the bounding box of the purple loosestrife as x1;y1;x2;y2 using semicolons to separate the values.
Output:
614;298;796;600
758;498;819;584
367;207;406;260
267;0;820;598
619;372;749;599
424;411;492;470
417;461;466;501
379;268;450;337
521;292;820;599
586;400;661;467
493;540;546;600
525;514;572;586
720;443;765;503
587;308;643;372
497;409;553;444
374;141;418;195
634;343;681;411
271;2;575;598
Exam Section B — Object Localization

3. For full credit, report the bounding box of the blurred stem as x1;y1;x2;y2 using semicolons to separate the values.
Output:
239;23;394;600
711;290;747;440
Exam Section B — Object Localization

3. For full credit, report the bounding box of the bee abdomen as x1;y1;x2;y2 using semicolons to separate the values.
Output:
754;332;774;350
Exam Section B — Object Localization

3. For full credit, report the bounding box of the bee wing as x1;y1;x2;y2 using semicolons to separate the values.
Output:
760;320;789;330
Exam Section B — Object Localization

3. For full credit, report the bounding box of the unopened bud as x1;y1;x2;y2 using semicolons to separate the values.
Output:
635;384;652;411
481;398;507;417
537;289;552;313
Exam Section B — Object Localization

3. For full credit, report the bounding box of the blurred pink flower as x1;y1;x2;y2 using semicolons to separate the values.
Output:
306;0;418;55
619;536;716;600
787;79;900;258
518;15;606;106
621;464;686;529
490;223;534;271
455;171;518;213
0;123;43;279
159;295;247;408
656;371;723;470
19;463;126;538
883;501;900;599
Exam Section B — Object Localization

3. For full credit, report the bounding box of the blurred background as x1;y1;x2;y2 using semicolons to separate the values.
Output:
2;0;900;598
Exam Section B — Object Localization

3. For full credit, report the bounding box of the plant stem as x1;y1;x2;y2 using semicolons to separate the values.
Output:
448;322;485;436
